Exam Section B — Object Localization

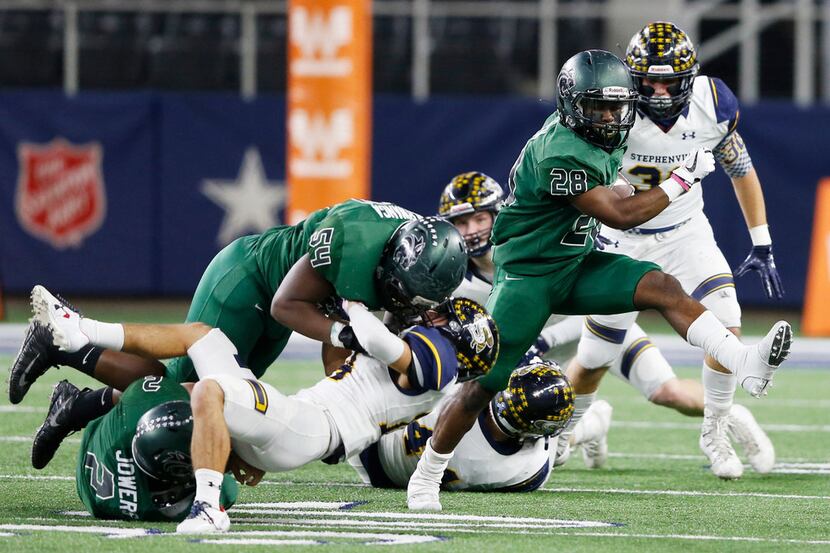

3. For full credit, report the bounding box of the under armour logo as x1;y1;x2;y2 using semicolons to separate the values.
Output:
682;131;696;140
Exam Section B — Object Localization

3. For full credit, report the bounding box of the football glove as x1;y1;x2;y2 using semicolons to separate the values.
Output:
671;147;716;188
517;336;551;367
735;245;784;300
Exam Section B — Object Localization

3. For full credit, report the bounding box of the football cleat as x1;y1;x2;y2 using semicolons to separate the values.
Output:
8;320;61;404
737;321;792;398
176;501;230;534
406;466;442;511
580;400;613;469
699;409;743;480
728;404;775;474
552;435;571;467
30;285;89;353
32;380;84;469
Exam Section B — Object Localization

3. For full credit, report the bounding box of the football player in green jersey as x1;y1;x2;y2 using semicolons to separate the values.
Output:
30;376;238;522
9;201;468;399
407;49;792;511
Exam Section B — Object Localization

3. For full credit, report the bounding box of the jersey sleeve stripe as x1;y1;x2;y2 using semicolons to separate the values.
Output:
407;330;442;388
691;273;735;301
585;317;628;344
620;337;656;380
245;379;269;414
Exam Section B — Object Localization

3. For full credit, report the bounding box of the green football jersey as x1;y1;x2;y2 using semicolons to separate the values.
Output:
307;199;420;308
76;377;238;521
253;199;419;309
492;112;626;276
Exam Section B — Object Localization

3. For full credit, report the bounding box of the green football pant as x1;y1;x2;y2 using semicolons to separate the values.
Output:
479;250;660;392
165;236;292;383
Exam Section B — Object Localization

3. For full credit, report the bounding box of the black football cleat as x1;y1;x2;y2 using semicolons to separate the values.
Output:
32;380;84;469
8;320;60;404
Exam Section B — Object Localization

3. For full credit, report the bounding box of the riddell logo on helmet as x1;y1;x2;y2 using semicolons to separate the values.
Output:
15;138;106;249
647;65;675;75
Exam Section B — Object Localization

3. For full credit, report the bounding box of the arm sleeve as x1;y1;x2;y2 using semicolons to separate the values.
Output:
402;326;458;391
713;131;754;179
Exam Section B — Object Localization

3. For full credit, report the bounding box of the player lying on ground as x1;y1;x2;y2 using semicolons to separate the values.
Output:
563;22;785;480
439;171;774;473
30;288;499;533
353;360;613;492
30;376;238;521
406;49;792;511
8;202;468;402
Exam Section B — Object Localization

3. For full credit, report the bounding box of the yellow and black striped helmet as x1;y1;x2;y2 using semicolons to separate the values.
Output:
491;360;574;439
436;297;499;382
625;22;700;120
437;172;503;256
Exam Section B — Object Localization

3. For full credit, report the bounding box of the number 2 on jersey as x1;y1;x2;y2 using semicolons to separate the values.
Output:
561;214;597;247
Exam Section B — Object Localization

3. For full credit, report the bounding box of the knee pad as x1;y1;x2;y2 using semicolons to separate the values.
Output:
700;286;742;329
575;317;631;369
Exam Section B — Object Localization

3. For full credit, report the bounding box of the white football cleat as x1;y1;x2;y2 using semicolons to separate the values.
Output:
580;400;613;469
176;501;230;534
700;409;743;480
406;466;442;511
30;285;89;353
728;404;775;474
736;321;792;398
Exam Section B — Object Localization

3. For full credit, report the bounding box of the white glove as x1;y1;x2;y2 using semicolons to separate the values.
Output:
406;438;452;511
671;147;715;188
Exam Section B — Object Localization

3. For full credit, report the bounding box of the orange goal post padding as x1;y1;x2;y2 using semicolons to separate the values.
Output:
802;178;830;336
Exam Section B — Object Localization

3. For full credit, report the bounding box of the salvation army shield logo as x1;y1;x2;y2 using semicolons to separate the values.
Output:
15;138;106;249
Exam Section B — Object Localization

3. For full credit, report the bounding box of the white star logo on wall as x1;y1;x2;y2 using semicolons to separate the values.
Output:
201;147;287;246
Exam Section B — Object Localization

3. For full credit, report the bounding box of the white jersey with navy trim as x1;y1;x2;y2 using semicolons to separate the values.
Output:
351;400;551;492
622;76;739;230
295;325;457;459
454;264;494;307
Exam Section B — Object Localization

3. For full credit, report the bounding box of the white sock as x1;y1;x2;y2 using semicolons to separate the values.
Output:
686;311;744;374
564;392;597;445
194;468;224;509
80;319;125;351
418;438;453;477
702;364;736;417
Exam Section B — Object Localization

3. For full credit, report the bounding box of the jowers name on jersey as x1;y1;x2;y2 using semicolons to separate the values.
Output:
624;76;739;230
295;325;458;460
76;377;237;521
352;398;550;492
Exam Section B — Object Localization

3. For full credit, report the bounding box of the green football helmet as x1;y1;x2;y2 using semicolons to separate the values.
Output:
376;217;468;321
556;49;638;151
132;400;194;484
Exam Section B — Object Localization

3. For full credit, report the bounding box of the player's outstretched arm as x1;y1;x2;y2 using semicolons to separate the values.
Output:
342;301;412;371
730;168;784;299
571;148;715;230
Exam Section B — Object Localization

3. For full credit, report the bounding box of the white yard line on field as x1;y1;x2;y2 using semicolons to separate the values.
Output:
613;421;830;432
542;487;830;500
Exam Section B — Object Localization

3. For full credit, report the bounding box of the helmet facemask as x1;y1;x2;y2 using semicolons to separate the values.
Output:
570;88;637;150
631;68;699;120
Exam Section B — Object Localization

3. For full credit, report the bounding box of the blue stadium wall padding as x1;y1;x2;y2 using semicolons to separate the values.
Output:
0;91;826;308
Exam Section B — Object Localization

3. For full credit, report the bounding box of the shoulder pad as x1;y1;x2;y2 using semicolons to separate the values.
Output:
707;77;740;133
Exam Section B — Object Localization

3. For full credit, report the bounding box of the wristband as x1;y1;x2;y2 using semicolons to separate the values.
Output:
658;175;688;202
330;321;346;348
748;224;772;246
